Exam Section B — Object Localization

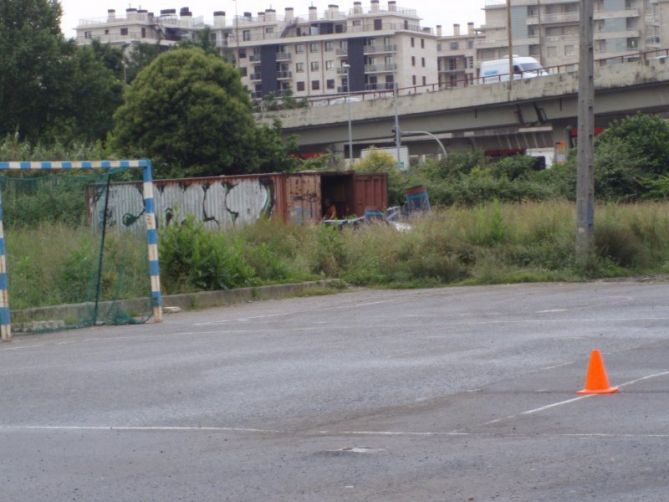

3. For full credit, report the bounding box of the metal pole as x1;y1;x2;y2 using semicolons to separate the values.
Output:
537;0;544;66
346;65;353;164
394;69;402;168
507;0;514;86
233;0;240;68
576;0;595;265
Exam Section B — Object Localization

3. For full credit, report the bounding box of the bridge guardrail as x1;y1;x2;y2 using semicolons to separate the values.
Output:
262;48;669;109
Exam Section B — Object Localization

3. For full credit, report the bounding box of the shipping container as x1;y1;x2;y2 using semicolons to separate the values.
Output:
88;172;387;232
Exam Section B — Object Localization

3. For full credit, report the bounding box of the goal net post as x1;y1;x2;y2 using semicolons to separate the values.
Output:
0;160;163;342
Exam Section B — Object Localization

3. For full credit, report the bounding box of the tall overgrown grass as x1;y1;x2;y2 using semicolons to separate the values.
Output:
6;201;669;309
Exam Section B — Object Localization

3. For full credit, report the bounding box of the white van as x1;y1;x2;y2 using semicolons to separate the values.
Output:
480;56;548;83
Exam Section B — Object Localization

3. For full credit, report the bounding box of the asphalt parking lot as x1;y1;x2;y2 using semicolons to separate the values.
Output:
2;281;669;501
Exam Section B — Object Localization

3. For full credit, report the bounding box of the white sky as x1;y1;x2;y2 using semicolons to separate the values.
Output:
59;0;486;38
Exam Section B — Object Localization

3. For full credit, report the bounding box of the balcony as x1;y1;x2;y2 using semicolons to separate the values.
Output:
365;63;397;73
364;82;395;91
527;12;579;25
336;67;350;74
276;71;292;79
249;73;262;81
364;44;398;55
276;52;292;61
249;54;261;62
335;48;348;56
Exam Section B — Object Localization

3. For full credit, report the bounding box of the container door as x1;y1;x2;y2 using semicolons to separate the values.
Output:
353;174;388;216
286;174;321;224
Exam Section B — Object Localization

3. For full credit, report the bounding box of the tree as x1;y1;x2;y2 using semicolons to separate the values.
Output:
0;1;124;142
112;48;294;177
596;113;669;177
56;43;124;142
0;0;66;140
123;43;164;84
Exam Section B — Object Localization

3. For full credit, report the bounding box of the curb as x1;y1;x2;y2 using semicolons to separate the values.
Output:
11;280;347;332
161;279;347;312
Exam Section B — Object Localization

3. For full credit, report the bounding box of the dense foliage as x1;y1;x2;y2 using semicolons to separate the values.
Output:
0;0;123;142
112;48;295;177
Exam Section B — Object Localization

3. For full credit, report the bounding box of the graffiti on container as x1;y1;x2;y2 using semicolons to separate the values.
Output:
91;178;275;232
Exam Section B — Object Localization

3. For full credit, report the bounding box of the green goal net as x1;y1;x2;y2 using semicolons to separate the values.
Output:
0;169;155;334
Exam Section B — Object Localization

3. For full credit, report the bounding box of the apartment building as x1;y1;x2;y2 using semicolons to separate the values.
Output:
437;23;479;88
75;1;669;99
76;2;440;98
212;1;439;98
479;0;669;68
76;7;202;48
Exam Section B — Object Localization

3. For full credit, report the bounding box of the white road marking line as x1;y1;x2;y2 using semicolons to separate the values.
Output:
537;309;568;313
520;395;593;416
3;425;669;440
0;425;282;434
495;369;669;422
617;370;669;388
194;300;394;326
540;362;573;371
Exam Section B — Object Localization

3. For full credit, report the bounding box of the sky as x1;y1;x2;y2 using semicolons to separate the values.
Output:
59;0;486;39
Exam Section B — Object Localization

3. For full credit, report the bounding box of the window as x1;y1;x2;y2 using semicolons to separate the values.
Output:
467;40;473;49
421;39;425;49
422;76;427;85
239;49;247;58
448;58;457;70
412;75;417;86
547;45;558;57
239;67;248;77
326;60;334;70
120;28;128;36
104;29;109;35
310;43;319;53
310;61;320;71
243;30;251;41
564;45;576;56
411;37;415;47
467;56;474;69
421;57;425;67
353;20;362;26
296;62;305;73
84;31;92;39
325;41;334;52
450;41;459;50
295;44;305;53
374;19;383;30
265;26;274;34
297;81;305;91
327;79;335;90
141;27;146;38
311;80;320;90
411;56;416;66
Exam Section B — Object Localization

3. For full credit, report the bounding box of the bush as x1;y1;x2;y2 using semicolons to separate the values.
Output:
159;217;256;293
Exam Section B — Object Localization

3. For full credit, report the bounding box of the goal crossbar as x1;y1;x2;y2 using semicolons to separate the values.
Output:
0;159;163;342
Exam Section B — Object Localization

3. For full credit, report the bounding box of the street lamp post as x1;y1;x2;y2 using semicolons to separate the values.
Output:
396;130;448;159
343;63;353;165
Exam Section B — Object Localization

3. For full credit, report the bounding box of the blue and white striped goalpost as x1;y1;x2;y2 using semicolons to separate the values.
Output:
0;160;163;342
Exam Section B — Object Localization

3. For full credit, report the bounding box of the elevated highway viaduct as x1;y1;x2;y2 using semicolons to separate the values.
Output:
258;59;669;159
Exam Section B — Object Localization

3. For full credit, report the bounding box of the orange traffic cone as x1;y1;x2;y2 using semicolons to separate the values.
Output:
577;349;619;395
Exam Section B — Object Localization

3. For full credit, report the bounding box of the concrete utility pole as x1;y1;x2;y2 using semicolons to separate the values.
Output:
507;0;514;86
576;0;595;265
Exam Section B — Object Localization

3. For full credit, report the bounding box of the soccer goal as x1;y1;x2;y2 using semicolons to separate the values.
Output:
0;160;163;342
